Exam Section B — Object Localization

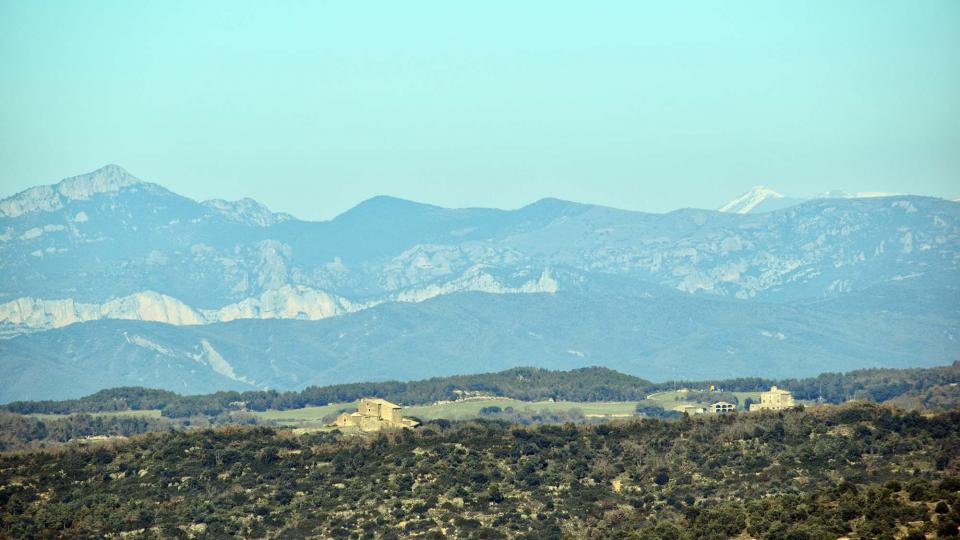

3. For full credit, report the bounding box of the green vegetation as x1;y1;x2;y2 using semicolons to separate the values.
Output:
2;364;957;452
249;400;642;430
1;403;957;538
645;390;763;408
670;362;960;404
2;366;654;418
4;362;957;421
885;383;960;412
406;399;641;421
0;412;175;452
253;403;354;426
24;409;164;421
2;386;179;415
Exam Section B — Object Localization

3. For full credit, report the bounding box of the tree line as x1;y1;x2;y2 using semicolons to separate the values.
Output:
0;412;176;452
3;362;957;419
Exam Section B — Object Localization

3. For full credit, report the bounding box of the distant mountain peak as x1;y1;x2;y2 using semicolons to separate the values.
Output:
0;164;144;218
89;163;135;178
718;186;786;214
524;197;578;209
335;195;441;222
56;164;142;199
500;198;590;227
355;195;424;207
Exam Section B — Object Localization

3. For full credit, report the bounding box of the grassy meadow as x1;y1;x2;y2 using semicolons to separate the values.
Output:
645;389;763;407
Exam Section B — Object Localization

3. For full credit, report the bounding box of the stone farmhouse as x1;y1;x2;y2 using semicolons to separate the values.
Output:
333;398;419;431
749;386;796;411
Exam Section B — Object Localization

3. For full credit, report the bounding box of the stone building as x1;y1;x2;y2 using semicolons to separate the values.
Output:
708;401;737;414
749;386;796;411
334;398;419;431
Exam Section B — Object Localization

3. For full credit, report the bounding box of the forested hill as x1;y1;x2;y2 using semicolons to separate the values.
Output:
0;367;652;416
1;403;958;538
4;362;958;418
654;361;960;404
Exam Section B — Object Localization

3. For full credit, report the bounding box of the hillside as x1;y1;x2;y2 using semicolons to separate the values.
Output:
1;404;957;538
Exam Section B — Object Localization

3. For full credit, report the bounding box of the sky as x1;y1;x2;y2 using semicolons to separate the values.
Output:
1;1;958;220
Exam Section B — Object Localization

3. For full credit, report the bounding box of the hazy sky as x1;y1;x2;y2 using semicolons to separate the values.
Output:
1;1;958;219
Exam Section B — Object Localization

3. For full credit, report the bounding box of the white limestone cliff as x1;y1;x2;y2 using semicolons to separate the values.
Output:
389;267;558;303
209;285;358;322
0;267;559;333
0;292;204;330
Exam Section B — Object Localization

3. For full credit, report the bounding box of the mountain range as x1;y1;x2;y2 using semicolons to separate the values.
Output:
0;165;957;401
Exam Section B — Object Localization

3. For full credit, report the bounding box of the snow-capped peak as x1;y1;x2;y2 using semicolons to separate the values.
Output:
0;164;143;218
718;186;785;214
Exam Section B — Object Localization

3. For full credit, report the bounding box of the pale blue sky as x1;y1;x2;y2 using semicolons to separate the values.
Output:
1;1;958;219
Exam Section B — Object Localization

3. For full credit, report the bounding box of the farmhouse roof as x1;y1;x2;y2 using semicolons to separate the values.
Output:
366;398;402;409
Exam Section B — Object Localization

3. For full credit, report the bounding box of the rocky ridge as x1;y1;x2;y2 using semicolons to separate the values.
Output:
0;165;957;336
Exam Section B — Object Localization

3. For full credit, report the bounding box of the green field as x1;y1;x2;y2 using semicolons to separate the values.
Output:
250;398;645;428
20;391;788;429
645;390;762;409
252;403;356;426
27;409;164;421
23;391;766;427
22;391;771;428
405;398;643;420
252;393;784;429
